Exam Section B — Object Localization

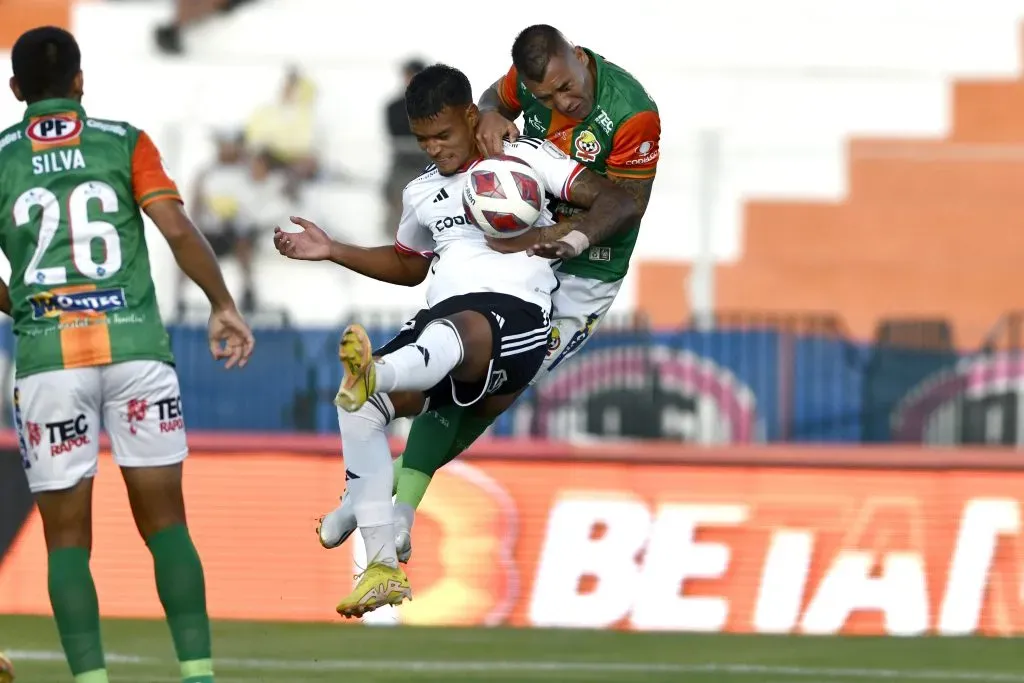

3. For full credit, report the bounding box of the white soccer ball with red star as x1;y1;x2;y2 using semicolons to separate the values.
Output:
462;156;546;239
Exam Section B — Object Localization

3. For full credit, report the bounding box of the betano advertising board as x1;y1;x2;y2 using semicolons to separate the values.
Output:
1;434;1022;636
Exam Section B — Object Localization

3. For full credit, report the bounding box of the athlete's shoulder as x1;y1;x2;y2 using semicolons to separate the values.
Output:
0;120;26;160
405;163;442;189
82;116;136;141
402;163;445;207
593;51;658;120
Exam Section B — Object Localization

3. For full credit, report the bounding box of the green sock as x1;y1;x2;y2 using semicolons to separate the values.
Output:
395;467;433;509
395;408;500;510
146;525;214;683
391;454;403;495
396;405;466;506
47;547;107;681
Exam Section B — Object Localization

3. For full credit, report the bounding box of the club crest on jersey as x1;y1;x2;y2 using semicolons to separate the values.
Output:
28;288;127;319
26;115;83;145
574;129;601;163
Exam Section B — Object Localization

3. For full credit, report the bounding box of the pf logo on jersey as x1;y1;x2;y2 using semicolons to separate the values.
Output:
26;115;83;145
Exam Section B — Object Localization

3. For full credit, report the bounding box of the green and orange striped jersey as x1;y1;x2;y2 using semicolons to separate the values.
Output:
498;49;660;282
0;98;176;378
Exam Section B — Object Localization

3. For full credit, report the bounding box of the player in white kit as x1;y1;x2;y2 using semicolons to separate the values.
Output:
273;63;638;618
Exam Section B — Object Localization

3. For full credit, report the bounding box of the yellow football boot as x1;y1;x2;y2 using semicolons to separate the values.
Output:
336;562;412;619
334;324;375;412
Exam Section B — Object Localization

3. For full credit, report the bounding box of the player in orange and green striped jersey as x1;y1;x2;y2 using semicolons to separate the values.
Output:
318;26;661;566
482;25;659;283
0;26;254;683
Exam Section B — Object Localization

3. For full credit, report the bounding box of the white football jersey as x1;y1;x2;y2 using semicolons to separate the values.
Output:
395;137;586;311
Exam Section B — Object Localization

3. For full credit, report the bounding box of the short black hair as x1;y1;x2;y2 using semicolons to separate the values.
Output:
404;64;472;121
511;24;571;82
11;26;82;102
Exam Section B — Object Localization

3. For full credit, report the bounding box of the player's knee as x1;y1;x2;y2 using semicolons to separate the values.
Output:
121;464;187;538
444;311;492;381
388;391;426;418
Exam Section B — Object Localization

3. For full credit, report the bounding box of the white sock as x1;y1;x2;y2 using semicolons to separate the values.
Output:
338;395;398;568
360;524;397;569
394;501;416;533
375;320;464;394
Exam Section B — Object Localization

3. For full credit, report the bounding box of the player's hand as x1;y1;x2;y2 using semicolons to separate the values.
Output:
527;239;582;260
274;216;332;261
476;110;519;157
485;231;536;254
208;306;255;369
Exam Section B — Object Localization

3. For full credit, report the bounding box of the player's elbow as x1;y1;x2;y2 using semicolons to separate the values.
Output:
146;199;196;244
403;266;430;287
610;190;641;230
396;255;431;287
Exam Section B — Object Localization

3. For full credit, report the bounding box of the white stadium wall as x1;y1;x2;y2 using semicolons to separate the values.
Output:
2;0;1024;324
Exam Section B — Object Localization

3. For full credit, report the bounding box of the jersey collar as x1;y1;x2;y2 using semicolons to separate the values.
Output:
459;156;483;173
23;98;86;120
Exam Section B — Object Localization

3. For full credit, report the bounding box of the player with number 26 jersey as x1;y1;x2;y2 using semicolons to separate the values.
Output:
1;27;253;683
0;99;175;376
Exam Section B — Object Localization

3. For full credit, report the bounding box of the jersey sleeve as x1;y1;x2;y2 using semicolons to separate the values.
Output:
496;65;521;112
503;138;586;202
605;110;661;180
132;131;182;208
394;187;435;258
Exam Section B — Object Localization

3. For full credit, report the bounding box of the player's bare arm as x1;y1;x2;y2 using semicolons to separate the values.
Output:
489;168;638;258
529;170;639;258
523;174;655;247
274;216;430;287
608;174;655;218
478;78;521;120
148;199;235;310
476;78;522;156
147;199;254;368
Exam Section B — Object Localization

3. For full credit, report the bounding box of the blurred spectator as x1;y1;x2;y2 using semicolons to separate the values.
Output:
178;131;259;316
382;59;427;237
243;148;295;240
155;0;257;55
246;67;321;182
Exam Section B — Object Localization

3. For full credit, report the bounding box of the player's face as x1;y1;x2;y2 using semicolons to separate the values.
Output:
410;105;479;176
523;47;594;120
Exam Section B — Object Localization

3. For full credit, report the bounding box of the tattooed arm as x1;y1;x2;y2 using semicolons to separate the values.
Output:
487;172;650;256
536;174;654;244
487;169;647;257
526;108;661;256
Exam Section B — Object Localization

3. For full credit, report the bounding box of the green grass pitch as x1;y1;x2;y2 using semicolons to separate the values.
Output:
1;615;1022;682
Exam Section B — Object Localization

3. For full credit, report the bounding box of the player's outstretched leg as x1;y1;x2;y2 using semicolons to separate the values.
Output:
333;395;411;618
392;394;516;563
122;465;215;683
317;392;427;555
36;480;110;683
335;320;465;413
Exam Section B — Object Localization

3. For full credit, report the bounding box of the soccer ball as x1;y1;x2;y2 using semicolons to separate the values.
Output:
462;155;546;238
0;651;14;683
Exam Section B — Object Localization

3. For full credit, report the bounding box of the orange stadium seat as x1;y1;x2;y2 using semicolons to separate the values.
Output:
639;24;1024;349
0;0;72;49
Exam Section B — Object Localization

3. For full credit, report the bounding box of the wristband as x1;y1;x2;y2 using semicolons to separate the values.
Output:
560;230;590;257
